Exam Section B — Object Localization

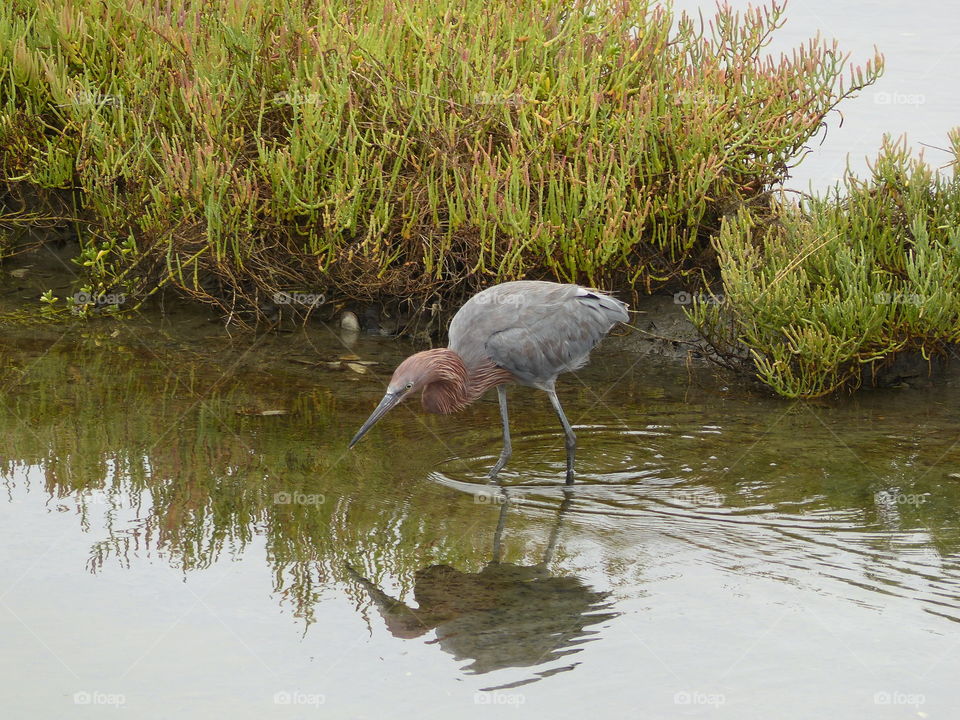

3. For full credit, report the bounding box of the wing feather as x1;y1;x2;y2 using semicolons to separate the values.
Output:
448;281;627;389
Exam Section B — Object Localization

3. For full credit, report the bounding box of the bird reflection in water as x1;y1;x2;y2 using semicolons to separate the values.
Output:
348;489;618;679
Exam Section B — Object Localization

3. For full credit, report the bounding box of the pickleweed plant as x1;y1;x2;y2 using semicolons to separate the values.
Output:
691;134;960;398
0;0;880;324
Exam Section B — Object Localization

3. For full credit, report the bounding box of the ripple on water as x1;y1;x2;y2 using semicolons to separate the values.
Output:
433;419;960;626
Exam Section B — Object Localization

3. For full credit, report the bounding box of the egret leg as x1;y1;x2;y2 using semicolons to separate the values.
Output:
547;389;577;484
487;385;512;479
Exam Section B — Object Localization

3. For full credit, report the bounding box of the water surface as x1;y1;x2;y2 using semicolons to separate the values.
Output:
1;310;959;718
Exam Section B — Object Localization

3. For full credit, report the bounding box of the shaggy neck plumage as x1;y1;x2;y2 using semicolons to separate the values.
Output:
420;349;513;414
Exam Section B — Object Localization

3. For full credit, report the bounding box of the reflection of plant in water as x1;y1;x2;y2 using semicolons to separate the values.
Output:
0;330;560;624
2;325;960;631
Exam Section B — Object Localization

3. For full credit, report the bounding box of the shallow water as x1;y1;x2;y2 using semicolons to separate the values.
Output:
1;310;959;718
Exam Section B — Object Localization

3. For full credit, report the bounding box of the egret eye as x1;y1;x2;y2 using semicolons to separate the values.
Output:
404;381;414;390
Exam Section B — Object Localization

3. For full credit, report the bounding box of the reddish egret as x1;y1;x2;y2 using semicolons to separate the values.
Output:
348;280;628;483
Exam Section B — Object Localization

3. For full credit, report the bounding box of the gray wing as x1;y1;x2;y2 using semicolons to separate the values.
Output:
449;281;628;389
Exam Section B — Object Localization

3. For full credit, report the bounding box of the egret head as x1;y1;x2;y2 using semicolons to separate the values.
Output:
348;352;439;448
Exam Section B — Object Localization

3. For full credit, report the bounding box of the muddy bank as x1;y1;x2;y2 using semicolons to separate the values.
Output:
2;244;956;393
617;294;706;360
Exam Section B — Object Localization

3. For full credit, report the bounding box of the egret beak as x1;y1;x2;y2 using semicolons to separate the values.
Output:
349;391;403;448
